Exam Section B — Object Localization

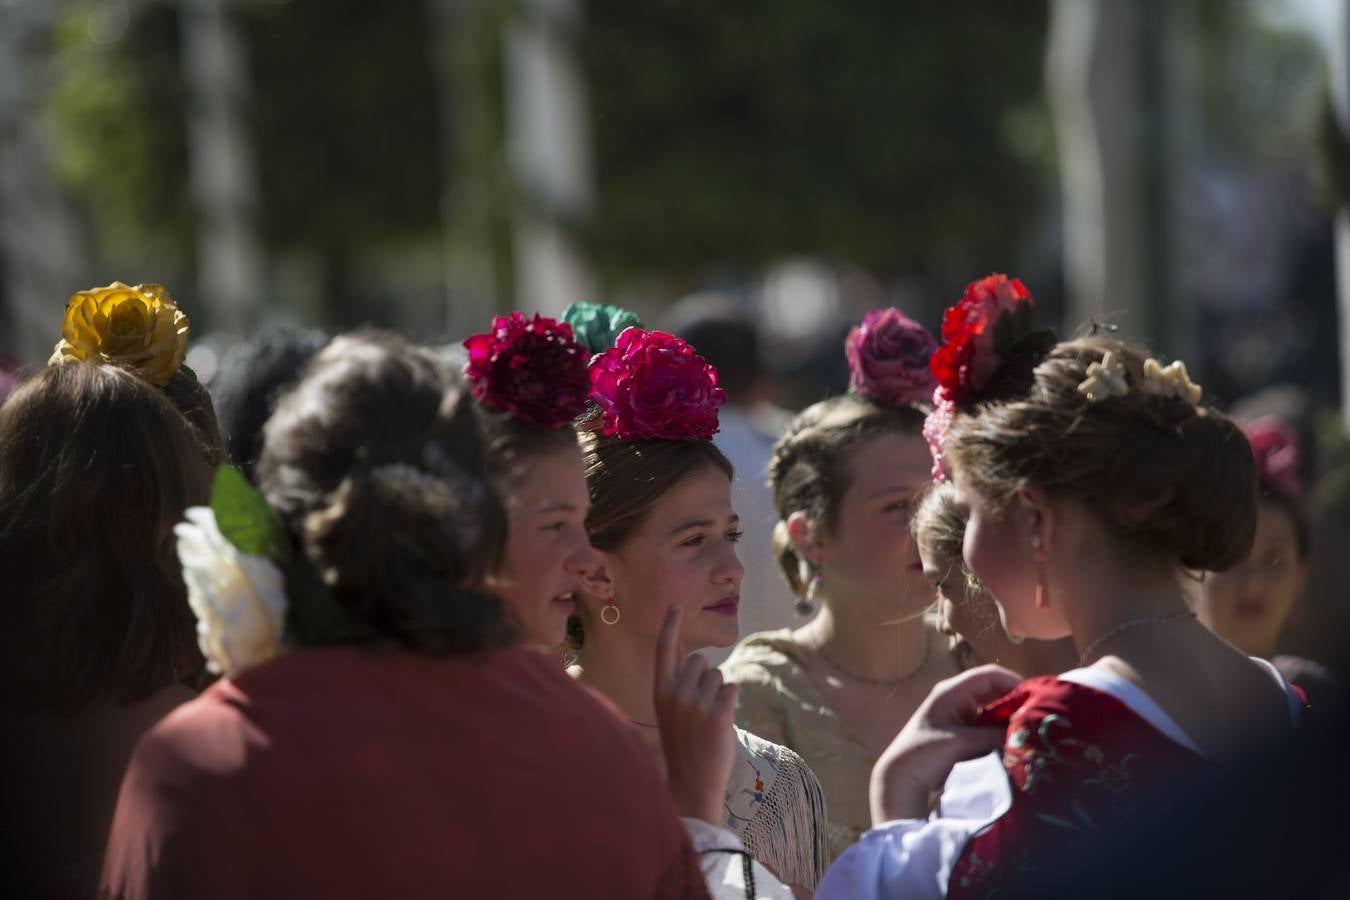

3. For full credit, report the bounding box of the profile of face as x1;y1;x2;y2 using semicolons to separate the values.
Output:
487;443;598;648
951;471;1070;642
812;432;934;620
584;465;744;652
1195;500;1306;658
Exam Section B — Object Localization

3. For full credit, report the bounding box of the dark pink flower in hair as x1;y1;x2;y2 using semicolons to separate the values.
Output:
588;328;725;441
1242;417;1302;498
463;312;590;428
846;307;938;408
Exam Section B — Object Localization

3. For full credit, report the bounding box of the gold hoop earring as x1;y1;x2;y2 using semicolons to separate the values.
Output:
601;601;621;625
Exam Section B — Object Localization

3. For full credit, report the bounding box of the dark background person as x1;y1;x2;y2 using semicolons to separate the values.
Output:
209;328;330;481
1;363;213;898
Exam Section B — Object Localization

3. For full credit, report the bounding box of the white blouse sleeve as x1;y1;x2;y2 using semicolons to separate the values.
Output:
813;752;1012;900
682;817;796;900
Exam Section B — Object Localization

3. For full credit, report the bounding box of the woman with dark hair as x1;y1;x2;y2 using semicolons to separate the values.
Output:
99;332;710;899
811;275;1305;899
1;362;212;897
722;309;963;860
569;324;829;895
461;310;599;650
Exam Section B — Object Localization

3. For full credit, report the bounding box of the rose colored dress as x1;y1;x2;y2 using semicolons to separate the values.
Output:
99;646;707;900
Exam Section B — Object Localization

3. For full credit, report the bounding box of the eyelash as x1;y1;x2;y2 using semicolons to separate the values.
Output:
682;530;744;548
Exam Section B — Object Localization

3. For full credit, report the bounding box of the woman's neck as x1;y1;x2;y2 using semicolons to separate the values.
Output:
1058;557;1195;665
574;620;672;737
794;594;930;681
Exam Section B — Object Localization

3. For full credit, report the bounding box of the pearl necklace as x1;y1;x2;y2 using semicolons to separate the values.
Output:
1078;610;1197;666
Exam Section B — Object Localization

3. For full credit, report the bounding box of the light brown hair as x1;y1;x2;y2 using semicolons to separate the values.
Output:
945;336;1258;572
0;363;212;713
768;395;926;596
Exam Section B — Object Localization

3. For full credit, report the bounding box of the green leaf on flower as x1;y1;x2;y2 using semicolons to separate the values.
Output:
561;301;643;353
211;465;291;563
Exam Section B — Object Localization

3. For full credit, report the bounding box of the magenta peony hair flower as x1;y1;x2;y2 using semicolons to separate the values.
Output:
846;307;938;408
588;327;725;441
463;312;590;428
1242;417;1302;498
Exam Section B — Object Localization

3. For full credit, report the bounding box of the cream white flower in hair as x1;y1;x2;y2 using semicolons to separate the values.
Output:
175;506;287;677
1076;351;1129;403
1141;358;1202;404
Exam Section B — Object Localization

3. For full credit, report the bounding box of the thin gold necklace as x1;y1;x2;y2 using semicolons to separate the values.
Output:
817;629;932;687
1078;610;1196;666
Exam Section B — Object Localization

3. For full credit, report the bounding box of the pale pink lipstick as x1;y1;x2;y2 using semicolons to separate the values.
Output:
703;595;740;616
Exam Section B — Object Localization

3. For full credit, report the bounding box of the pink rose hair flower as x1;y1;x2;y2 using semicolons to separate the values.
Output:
588;328;725;441
1242;417;1302;498
846;307;938;408
922;389;957;482
463;312;590;428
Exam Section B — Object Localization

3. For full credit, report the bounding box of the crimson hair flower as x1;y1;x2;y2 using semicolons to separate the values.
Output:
930;274;1035;406
1242;417;1302;498
846;307;938;408
588;328;725;441
463;312;590;428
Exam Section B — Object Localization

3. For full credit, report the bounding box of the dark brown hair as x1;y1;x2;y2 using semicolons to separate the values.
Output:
0;363;212;713
473;405;583;493
162;365;228;468
256;331;514;654
946;336;1258;572
579;425;734;553
768;395;926;596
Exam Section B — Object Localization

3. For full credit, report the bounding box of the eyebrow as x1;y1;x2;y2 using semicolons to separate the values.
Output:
869;485;917;498
667;513;739;536
535;500;581;513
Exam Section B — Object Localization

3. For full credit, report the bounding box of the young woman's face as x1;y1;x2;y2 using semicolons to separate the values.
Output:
819;432;934;620
598;465;744;652
489;443;598;648
951;472;1067;642
1196;500;1306;658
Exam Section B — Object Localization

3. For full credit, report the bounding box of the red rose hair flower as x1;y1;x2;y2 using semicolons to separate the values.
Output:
930;274;1035;406
588;328;725;441
846;307;938;408
463;312;590;428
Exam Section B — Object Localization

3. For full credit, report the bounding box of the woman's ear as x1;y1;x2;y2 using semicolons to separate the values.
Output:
1014;484;1055;555
787;510;826;569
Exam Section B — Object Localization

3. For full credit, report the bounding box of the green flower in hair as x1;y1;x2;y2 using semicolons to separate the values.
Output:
561;302;642;354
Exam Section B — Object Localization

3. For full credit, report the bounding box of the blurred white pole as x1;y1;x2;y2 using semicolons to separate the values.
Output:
1330;0;1350;431
0;0;84;362
503;0;594;316
1047;0;1144;337
179;0;264;337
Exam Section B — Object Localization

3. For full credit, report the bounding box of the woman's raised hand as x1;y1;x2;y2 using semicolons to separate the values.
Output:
654;603;740;824
870;664;1022;824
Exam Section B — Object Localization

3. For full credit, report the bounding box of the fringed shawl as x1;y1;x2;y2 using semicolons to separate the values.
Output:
723;726;831;890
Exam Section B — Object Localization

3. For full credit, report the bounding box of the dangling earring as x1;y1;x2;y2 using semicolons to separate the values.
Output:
796;571;821;617
1031;534;1050;610
601;600;621;625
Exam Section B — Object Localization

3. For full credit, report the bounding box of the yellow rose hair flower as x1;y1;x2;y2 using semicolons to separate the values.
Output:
48;282;190;386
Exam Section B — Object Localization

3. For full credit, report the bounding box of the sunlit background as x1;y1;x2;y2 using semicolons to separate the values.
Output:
0;0;1345;426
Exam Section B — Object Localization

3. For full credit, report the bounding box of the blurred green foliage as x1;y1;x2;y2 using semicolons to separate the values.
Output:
579;1;1052;283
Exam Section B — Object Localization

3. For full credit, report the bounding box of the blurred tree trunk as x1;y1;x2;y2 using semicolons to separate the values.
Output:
179;0;264;337
503;0;593;316
1047;0;1194;354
